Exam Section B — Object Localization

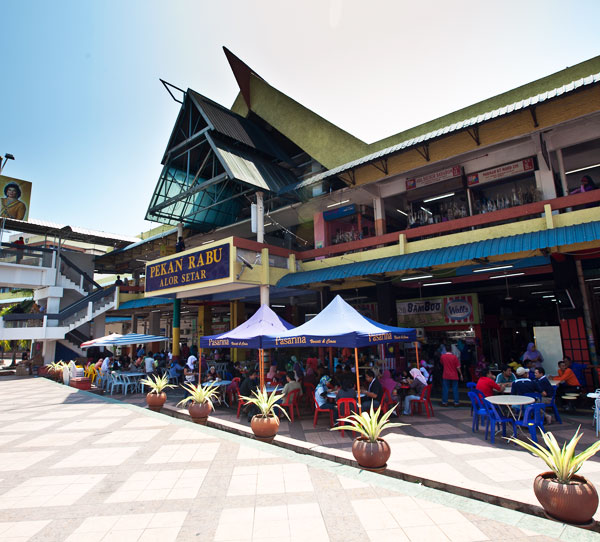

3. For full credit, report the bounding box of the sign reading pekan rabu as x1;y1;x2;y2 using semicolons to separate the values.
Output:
145;244;230;293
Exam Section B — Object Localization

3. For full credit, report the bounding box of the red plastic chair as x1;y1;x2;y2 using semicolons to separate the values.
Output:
303;382;316;410
236;389;248;418
313;392;334;428
336;397;357;437
281;388;301;422
410;385;434;418
227;378;240;405
381;388;397;415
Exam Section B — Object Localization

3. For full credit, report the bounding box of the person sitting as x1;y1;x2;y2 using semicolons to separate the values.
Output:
403;368;428;415
335;376;357;401
363;369;383;411
230;361;242;379
419;360;431;382
281;371;303;402
495;365;516;384
204;365;219;382
240;369;259;421
379;370;398;396
315;375;337;418
144;352;154;374
552;359;581;409
476;368;506;397
169;360;183;382
183;356;197;387
304;366;318;386
266;363;277;382
534;367;554;424
511;366;537;395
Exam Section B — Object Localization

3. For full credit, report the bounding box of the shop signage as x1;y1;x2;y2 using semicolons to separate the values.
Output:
406;165;462;191
467;158;535;186
145;243;230;293
397;294;479;327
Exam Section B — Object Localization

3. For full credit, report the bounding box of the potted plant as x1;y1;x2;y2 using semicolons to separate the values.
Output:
176;383;220;425
239;387;289;443
332;405;405;473
140;374;175;412
45;361;67;383
508;427;600;525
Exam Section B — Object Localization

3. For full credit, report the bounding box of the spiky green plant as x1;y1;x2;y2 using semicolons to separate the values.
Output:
46;361;67;372
177;383;220;408
140;373;175;395
507;427;600;484
331;405;406;443
240;387;290;420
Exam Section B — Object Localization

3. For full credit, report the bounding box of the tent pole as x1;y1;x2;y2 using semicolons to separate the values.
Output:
414;341;419;368
259;349;264;390
355;347;362;414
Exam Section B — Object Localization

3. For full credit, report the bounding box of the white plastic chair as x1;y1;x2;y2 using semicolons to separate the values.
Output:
120;374;137;395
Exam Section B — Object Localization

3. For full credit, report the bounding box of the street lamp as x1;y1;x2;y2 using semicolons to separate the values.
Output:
0;154;15;174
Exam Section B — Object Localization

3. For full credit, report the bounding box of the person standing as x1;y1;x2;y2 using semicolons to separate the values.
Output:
175;236;186;253
144;351;155;374
363;369;383;411
440;345;462;407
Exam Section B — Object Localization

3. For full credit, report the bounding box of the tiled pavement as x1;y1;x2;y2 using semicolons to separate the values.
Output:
0;378;598;542
118;383;600;523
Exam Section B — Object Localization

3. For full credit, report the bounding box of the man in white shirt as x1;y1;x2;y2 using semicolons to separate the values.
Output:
101;355;111;373
144;352;155;374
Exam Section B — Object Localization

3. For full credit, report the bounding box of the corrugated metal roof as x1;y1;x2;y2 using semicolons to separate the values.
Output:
294;72;600;190
277;221;600;288
211;137;298;193
107;227;177;256
189;91;290;163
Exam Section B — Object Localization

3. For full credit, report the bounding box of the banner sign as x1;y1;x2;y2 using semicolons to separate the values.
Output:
406;165;462;191
467;158;534;186
0;175;32;221
145;243;230;293
397;294;479;327
270;331;415;347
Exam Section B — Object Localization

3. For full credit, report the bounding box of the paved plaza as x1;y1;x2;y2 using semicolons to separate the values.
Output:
0;378;598;541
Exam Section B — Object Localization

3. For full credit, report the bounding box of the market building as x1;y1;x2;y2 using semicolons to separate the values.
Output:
95;50;600;379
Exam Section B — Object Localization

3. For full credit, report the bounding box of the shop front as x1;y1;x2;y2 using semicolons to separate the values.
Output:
396;293;481;376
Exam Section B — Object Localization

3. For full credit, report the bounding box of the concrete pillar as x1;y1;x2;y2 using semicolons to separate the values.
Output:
256;192;264;243
93;313;106;339
260;247;269;306
172;299;181;361
148;310;161;355
373;196;386;236
556;149;569;197
130;314;138;335
42;341;56;364
313;211;326;249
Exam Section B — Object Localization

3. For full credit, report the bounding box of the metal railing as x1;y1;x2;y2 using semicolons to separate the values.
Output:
0;242;55;267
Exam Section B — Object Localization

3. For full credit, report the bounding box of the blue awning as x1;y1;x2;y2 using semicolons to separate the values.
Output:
278;221;600;288
118;297;171;310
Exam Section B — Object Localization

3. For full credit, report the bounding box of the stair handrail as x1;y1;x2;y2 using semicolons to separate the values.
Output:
3;285;117;324
60;254;102;291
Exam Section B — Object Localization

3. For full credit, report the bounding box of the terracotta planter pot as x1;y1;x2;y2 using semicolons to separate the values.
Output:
146;392;167;412
352;437;391;473
188;401;212;425
250;415;280;443
533;472;599;525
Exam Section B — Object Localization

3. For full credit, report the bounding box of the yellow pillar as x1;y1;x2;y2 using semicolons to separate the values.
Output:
197;305;212;356
229;300;245;362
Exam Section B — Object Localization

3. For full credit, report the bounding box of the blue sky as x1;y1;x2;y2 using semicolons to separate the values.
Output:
1;0;599;237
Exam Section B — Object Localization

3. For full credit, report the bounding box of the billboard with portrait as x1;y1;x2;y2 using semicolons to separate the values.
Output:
0;175;32;221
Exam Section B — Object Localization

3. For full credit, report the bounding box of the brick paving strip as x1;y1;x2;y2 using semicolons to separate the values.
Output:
0;378;597;541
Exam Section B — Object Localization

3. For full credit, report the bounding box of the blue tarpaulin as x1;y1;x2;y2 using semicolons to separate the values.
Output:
263;295;416;349
200;304;294;349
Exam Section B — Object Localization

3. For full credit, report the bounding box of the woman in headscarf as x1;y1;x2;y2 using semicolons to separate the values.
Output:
402;368;428;415
379;370;398;395
314;375;337;418
293;356;304;379
522;342;543;366
266;363;277;381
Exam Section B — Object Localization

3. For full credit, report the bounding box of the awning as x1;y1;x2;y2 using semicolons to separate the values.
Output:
117;297;171;310
278;221;600;288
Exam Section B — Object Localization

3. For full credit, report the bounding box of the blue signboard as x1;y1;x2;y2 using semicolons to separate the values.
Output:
146;244;230;293
323;204;356;222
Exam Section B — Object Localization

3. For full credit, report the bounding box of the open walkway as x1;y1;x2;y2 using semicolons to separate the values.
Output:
0;377;597;541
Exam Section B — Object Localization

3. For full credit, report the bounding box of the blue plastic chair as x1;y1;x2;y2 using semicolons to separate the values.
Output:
548;387;562;424
467;391;488;432
515;403;546;443
483;400;516;444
